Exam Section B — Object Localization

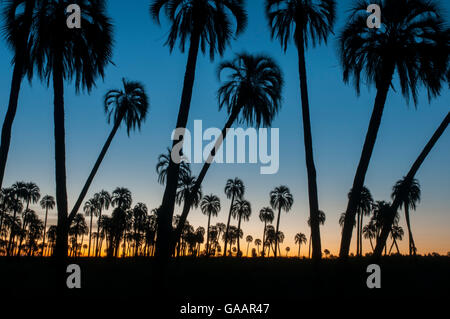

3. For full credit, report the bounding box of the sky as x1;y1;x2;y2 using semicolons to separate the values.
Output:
0;0;449;256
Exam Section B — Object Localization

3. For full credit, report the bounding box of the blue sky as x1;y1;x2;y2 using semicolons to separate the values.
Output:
0;0;449;255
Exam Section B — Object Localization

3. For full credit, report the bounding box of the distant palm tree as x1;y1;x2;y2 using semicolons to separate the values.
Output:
308;210;325;258
259;207;274;257
69;80;149;224
294;232;307;258
223;178;244;256
47;225;57;256
7;182;24;255
231;199;251;257
40;195;55;256
338;0;449;259
348;186;373;256
84;198;100;257
389;224;404;255
266;0;336;262
270;186;293;257
363;222;377;252
150;0;248;259
246;235;253;257
112;188;132;211
392;177;421;256
172;54;283;252
31;0;113;259
131;203;148;256
69;214;88;257
323;249;330;258
285;246;290;257
156;148;191;185
17;182;40;254
176;175;202;209
93;190;111;257
254;238;262;256
0;0;36;189
200;194;221;256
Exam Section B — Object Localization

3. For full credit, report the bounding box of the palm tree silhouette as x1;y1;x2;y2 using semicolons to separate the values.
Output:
338;0;449;259
31;0;113;259
69;80;149;224
259;207;274;257
246;235;253;257
40;195;55;256
392;178;420;256
0;0;36;189
363;222;377;252
389;224;404;255
176;175;202;209
156;148;191;185
375;112;449;258
308;210;325;258
254;238;262;256
270;186;293;258
7;182;24;255
223;178;244;256
172;54;283;252
232;199;251;257
348;186;373;256
93;190;111;257
200;194;221;256
69;213;88;257
294;232;307;258
84;197;100;257
266;0;337;262
150;0;248;259
111;187;132;257
17;182;40;254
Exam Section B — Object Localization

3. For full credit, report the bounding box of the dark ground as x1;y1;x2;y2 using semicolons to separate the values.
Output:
1;256;449;316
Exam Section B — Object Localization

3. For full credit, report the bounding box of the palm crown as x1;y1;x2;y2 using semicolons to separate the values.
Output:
224;177;245;200
200;194;221;217
259;207;275;223
392;177;421;210
232;199;251;221
270;186;293;212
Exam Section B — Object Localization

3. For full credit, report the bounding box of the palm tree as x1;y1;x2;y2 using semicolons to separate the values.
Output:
270;186;293;257
231;199;251;257
254;238;262;256
285;246;290;257
392;177;420;256
323;249;330;258
112;188;132;211
69;80;149;224
40;195;55;256
131;203;148;257
308;210;325;258
47;225;57;256
150;0;248;259
83;198;99;257
223;178;244;256
156;148;191;185
246;235;253;257
17;182;40;254
389;224;404;255
259;207;274;257
363;222;377;252
338;0;449;259
172;53;283;253
31;0;113;259
0;0;37;189
200;194;221;256
6;182;24;256
176;175;202;209
69;213;88;257
375;112;449;258
266;0;336;262
93;190;111;257
348;186;373;256
294;232;307;258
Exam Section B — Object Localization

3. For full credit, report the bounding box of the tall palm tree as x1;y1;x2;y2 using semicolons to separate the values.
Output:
69;213;88;257
348;186;373;256
156;148;191;185
270;186;293;257
223;178;244;256
172;54;283;251
131;203;148;256
31;0;113;259
17;182;40;254
294;232;307;258
362;222;376;252
111;187;132;211
259;207;274;257
338;0;449;259
69;80;149;223
308;210;325;258
392;177;420;256
0;0;36;189
200;194;221;256
254;238;262;255
83;197;99;257
175;175;202;209
40;195;55;256
6;182;24;255
389;224;404;255
231;199;251;256
266;0;336;262
245;235;253;257
374;112;449;258
150;0;248;259
93;190;111;257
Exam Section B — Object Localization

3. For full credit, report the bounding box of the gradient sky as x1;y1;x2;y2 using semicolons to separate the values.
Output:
0;0;449;256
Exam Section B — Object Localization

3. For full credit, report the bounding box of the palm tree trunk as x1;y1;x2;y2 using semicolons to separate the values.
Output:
404;206;416;256
308;234;312;259
206;213;211;256
95;208;102;257
297;34;322;262
7;208;18;256
155;31;201;259
41;207;49;256
237;215;242;257
340;65;394;259
262;221;267;257
274;206;282;258
360;213;364;256
356;212;360;256
88;213;93;257
374;112;449;259
223;193;235;257
246;242;250;257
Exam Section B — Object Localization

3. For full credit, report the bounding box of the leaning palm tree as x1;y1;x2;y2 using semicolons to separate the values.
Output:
270;186;293;257
231;199;251;257
83;197;100;257
338;0;449;259
150;0;248;258
200;194;221;256
266;0;336;262
392;177;420;256
69;80;149;224
172;54;283;253
294;232;307;258
0;0;37;189
93;190;111;257
40;195;55;256
223;178;244;256
259;207;274;257
31;0;113;259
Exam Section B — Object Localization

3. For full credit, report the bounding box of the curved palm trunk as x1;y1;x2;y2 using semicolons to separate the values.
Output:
404;206;416;256
274;206;282;258
206;213;211;256
155;31;201;260
339;64;394;259
0;1;35;190
374;112;449;259
41;207;49;256
297;36;322;262
223;193;235;257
